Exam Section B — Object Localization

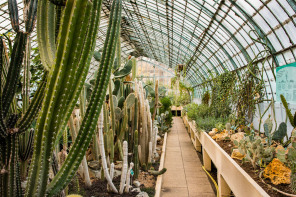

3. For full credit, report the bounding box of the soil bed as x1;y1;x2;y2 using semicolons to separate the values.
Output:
68;176;139;197
68;138;164;196
215;138;293;197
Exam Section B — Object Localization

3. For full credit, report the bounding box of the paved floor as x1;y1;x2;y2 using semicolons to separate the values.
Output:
161;117;216;197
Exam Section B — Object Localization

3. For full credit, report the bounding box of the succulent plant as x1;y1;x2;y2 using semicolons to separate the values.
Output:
272;122;287;142
25;0;122;195
234;135;275;168
264;115;273;145
225;123;231;132
148;168;167;175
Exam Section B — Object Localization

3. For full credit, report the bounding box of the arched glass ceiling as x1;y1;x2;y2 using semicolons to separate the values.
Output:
1;0;296;97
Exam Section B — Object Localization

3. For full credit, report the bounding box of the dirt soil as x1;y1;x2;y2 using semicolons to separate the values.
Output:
137;172;156;188
216;139;293;197
68;176;139;197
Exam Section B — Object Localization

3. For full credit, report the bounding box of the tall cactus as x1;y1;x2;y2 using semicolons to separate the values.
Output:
0;0;44;196
25;0;122;195
98;109;118;193
133;130;139;178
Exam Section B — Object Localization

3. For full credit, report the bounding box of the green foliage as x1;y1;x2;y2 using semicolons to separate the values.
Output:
195;116;227;132
234;64;264;125
175;93;191;106
156;112;171;134
210;72;235;118
113;59;133;78
183;103;198;120
201;91;210;105
160;97;172;113
157;96;173;133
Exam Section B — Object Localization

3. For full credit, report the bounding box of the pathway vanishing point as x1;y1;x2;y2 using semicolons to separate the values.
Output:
161;117;216;197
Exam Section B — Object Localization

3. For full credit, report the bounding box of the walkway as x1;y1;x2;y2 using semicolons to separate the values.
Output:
161;117;216;197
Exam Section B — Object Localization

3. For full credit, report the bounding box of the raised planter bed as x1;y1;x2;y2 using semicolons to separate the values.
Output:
154;132;168;197
182;116;270;197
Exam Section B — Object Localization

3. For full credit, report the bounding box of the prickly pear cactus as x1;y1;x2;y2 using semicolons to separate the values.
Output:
235;135;275;168
272;122;287;142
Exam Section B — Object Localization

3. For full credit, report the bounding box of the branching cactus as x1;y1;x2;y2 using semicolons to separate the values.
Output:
25;0;122;195
0;0;46;195
234;135;275;168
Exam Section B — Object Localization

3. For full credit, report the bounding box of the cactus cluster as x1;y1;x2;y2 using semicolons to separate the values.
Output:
0;0;46;195
18;0;121;195
1;0;164;195
280;94;296;147
263;115;287;145
234;135;275;168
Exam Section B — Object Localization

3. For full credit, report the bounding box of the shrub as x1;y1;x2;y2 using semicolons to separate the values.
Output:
160;97;172;113
159;97;173;130
195;116;227;132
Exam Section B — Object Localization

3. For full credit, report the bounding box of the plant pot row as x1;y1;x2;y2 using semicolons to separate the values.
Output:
182;116;270;197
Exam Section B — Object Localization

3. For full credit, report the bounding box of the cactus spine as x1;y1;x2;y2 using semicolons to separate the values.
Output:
25;0;122;195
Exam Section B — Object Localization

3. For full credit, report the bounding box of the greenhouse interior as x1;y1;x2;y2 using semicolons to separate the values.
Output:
0;0;296;196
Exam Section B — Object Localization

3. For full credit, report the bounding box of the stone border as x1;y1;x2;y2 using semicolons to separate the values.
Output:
154;132;168;197
183;116;270;197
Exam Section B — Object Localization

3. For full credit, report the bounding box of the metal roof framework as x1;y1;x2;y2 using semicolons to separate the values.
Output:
1;0;296;98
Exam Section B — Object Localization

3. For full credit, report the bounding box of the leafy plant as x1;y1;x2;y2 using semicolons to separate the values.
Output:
195;116;227;132
159;97;173;129
183;103;199;120
201;91;210;105
210;71;235;118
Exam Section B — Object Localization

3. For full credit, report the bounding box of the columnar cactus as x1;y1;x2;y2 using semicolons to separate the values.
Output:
98;109;118;193
133;130;139;178
119;141;128;194
0;0;45;195
125;162;134;193
25;0;122;195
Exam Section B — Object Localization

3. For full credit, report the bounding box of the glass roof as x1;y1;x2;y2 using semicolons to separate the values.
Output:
1;0;296;98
